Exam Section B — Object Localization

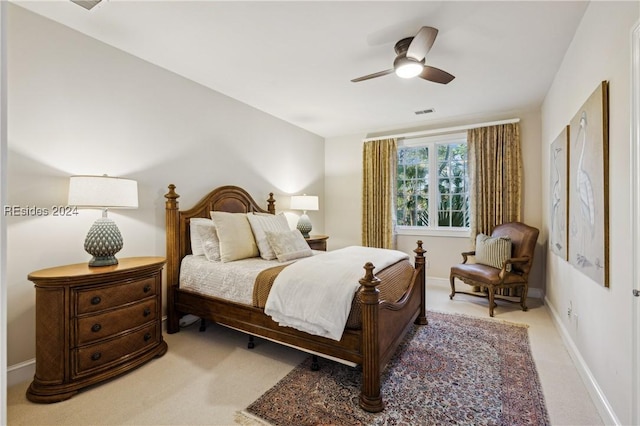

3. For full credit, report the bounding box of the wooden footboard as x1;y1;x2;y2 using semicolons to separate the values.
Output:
164;184;426;413
359;242;426;412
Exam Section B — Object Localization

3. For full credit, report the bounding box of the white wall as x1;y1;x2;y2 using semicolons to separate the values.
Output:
1;1;8;423
6;5;324;368
325;109;544;286
541;2;639;424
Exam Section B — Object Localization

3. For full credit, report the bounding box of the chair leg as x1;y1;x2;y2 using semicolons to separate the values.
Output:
520;284;529;312
488;287;496;317
449;275;456;299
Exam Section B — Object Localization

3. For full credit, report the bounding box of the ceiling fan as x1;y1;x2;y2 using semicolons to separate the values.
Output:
71;0;101;11
351;26;455;84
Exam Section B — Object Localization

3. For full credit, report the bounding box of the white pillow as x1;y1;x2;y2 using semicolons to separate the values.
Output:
475;233;512;271
247;213;290;260
265;230;313;262
189;218;218;258
210;211;259;262
199;224;221;262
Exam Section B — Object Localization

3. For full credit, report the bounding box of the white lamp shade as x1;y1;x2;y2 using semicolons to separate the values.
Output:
68;175;138;209
290;195;318;211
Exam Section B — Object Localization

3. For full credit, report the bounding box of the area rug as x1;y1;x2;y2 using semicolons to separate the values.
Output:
245;311;550;426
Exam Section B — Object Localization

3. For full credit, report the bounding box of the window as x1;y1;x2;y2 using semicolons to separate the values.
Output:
396;133;469;233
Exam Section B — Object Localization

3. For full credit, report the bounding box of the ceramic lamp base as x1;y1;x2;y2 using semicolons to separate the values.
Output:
88;255;119;267
296;213;312;238
84;217;123;267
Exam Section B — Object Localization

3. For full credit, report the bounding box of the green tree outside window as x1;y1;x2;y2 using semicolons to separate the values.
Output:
397;141;468;228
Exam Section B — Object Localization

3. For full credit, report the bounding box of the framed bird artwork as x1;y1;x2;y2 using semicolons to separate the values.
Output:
568;81;610;287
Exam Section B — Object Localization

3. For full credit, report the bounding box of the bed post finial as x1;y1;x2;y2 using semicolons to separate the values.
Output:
165;184;180;209
358;262;384;413
360;262;379;287
267;192;276;214
414;240;428;325
414;240;426;263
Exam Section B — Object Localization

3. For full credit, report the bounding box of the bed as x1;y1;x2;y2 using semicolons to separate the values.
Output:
164;184;427;412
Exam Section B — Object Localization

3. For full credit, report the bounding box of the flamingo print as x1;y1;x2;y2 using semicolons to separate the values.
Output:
574;111;595;266
551;146;563;251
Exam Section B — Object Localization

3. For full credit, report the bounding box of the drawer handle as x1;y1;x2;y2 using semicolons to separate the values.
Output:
91;296;101;305
144;333;152;342
91;352;102;361
143;308;151;317
143;284;152;293
91;323;102;332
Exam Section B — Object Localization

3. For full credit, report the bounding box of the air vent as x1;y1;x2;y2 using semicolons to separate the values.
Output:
414;108;435;115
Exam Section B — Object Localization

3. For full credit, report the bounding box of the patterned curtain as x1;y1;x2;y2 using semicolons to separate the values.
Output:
362;138;397;249
468;123;522;238
468;123;522;295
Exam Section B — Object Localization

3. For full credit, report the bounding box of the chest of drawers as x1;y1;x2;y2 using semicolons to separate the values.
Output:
26;257;167;403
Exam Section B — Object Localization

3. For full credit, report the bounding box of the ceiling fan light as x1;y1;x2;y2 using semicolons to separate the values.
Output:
396;63;423;78
394;57;423;79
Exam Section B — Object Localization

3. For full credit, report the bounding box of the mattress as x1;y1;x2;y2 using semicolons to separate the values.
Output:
179;255;288;305
179;252;416;330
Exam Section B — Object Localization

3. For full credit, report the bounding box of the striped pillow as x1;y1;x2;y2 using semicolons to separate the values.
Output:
475;233;512;271
247;213;291;260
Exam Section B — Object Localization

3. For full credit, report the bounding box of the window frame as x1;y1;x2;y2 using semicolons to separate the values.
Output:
396;132;470;238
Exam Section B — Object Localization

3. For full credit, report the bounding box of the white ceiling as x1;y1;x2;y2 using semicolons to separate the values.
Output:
12;0;589;138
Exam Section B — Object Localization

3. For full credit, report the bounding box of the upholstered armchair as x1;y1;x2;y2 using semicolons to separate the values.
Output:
449;222;539;317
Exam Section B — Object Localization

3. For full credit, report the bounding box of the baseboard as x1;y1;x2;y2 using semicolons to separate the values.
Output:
427;276;544;299
7;358;34;388
428;277;450;286
544;296;620;425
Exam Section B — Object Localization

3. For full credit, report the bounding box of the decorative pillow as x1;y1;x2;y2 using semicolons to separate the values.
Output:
246;213;291;260
189;218;218;258
210;211;259;262
265;230;313;262
475;233;512;271
199;223;221;262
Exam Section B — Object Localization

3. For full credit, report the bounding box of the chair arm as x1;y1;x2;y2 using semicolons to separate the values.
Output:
499;256;531;279
461;251;475;264
506;256;530;266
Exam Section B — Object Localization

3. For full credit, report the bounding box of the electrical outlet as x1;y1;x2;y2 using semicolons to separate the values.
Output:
567;301;573;319
425;259;430;269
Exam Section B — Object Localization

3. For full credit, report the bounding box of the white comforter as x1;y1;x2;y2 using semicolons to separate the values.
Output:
264;246;410;341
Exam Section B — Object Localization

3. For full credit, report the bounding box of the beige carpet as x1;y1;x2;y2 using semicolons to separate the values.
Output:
7;281;604;425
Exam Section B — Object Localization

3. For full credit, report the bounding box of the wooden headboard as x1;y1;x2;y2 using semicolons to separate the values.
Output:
164;184;275;290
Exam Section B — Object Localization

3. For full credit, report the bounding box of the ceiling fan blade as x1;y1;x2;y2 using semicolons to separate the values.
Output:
419;66;455;84
406;26;438;61
71;0;101;10
351;69;394;83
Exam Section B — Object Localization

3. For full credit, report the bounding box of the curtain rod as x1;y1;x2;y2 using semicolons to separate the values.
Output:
363;118;520;142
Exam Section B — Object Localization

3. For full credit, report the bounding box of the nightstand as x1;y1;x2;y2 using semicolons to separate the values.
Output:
305;235;329;251
26;256;167;403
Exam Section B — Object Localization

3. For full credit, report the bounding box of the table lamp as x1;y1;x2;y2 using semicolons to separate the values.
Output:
68;175;138;266
290;194;318;238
